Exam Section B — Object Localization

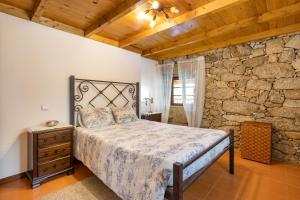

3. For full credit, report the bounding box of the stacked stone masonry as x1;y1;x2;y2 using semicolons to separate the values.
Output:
201;32;300;164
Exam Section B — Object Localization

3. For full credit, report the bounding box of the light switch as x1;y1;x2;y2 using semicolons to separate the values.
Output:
41;105;49;111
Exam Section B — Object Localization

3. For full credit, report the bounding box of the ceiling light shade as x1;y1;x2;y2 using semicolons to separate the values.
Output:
152;1;160;9
149;20;156;28
137;1;178;28
170;6;179;14
137;11;146;20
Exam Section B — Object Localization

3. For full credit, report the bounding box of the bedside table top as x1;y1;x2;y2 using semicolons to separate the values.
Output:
28;123;73;133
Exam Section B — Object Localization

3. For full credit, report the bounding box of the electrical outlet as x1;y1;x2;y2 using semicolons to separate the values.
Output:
41;105;49;111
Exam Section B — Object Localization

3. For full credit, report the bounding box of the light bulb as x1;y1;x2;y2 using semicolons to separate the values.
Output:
152;1;160;9
149;20;156;28
170;6;179;14
137;11;146;20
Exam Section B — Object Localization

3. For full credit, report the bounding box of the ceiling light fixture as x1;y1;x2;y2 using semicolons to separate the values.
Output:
150;20;156;28
137;1;179;28
170;6;179;14
152;0;160;9
137;11;146;20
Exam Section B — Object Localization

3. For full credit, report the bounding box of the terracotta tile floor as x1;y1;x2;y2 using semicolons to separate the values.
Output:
0;152;299;200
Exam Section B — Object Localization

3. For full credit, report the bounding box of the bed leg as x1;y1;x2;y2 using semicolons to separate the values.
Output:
173;162;183;200
229;129;234;174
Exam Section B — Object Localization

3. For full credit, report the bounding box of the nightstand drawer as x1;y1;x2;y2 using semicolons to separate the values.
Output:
38;129;72;147
38;143;71;163
38;156;71;177
147;114;161;121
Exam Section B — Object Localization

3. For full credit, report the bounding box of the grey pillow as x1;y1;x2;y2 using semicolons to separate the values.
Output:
111;107;138;123
79;107;115;128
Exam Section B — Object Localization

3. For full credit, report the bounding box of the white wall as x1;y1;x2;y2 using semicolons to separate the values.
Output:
0;12;156;179
140;58;157;113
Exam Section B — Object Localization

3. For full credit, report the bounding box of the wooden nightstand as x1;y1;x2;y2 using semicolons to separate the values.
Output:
141;113;162;122
26;124;74;188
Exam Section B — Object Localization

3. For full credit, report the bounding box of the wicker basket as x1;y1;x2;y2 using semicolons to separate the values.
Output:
241;121;272;164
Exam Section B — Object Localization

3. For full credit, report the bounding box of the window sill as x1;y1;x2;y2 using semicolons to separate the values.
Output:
170;105;184;108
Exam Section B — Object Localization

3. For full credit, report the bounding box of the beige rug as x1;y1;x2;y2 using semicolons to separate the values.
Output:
40;176;121;200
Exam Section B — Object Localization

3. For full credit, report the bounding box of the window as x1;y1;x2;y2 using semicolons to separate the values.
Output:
171;77;182;106
171;77;194;106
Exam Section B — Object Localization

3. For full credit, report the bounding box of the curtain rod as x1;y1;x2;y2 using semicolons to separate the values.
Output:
159;54;197;64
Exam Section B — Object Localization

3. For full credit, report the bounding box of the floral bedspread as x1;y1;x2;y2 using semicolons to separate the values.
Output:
74;120;229;200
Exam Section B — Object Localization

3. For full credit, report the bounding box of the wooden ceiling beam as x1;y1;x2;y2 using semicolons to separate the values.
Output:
31;0;48;22
124;45;143;54
256;2;300;23
0;2;118;46
0;2;30;20
89;34;119;46
152;22;300;60
119;0;248;47
85;0;147;37
35;16;84;36
142;2;300;57
164;0;192;11
142;19;255;56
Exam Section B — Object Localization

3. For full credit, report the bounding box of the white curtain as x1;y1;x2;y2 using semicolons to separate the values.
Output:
153;62;174;123
178;56;205;127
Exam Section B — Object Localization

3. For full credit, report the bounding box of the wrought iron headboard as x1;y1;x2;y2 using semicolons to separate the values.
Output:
69;75;139;126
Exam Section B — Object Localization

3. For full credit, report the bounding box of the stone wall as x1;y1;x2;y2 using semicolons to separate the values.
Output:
201;33;300;163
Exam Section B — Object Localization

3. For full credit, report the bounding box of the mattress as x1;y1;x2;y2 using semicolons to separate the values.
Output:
74;120;229;200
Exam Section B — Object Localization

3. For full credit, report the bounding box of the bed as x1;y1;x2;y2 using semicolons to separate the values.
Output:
69;76;234;200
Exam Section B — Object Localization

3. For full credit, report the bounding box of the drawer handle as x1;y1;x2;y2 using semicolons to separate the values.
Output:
44;153;48;157
54;150;58;154
43;168;48;172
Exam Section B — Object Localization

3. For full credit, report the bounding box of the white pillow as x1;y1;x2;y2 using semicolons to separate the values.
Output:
111;107;138;123
79;107;115;128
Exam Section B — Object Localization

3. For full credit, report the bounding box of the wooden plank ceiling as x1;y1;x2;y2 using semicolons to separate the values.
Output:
1;0;300;60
